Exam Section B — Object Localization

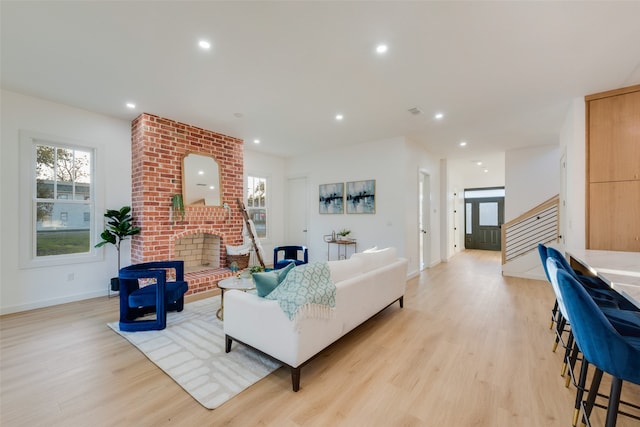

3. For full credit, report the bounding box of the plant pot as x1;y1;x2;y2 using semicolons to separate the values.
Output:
110;277;120;292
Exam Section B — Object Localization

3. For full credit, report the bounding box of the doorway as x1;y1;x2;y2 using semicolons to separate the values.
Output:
464;187;504;251
419;171;431;270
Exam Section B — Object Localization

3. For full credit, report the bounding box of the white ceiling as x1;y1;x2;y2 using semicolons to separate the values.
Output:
2;1;640;160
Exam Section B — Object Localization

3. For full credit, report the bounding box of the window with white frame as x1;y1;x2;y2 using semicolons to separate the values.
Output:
246;175;267;239
33;141;94;257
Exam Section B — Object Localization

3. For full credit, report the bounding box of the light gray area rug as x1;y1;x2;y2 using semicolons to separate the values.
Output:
108;296;280;409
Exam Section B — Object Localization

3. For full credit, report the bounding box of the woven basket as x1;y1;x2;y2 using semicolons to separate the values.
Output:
227;253;250;269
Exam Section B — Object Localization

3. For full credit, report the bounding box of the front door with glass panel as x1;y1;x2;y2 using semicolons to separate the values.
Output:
464;188;504;251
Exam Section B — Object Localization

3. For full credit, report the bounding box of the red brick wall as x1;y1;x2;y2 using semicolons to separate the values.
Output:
130;113;244;294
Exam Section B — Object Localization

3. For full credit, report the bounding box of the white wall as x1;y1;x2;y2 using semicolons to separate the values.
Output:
504;145;560;221
285;137;405;261
243;149;287;263
499;145;560;279
1;90;132;314
405;139;442;269
284;136;441;277
559;97;586;251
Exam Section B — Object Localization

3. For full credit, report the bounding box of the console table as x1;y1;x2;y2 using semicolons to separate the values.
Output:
326;238;357;260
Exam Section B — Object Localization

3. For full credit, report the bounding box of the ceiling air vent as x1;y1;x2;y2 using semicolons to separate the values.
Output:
408;107;422;115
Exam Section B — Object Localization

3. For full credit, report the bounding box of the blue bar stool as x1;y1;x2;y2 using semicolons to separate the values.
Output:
555;268;640;427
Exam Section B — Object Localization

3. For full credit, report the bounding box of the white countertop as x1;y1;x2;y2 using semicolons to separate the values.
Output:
566;249;640;309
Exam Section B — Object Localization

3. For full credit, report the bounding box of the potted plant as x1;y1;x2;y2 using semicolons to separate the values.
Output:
249;265;265;274
95;206;141;291
170;194;185;223
337;229;351;241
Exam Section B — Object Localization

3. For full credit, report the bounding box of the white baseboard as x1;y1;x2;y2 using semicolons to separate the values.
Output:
0;289;108;315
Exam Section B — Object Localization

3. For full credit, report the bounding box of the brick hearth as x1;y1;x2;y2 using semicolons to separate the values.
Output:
130;113;244;294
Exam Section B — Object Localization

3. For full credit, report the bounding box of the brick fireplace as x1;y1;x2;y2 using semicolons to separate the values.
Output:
130;113;244;294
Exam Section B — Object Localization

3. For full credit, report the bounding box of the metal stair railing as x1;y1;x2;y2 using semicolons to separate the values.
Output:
502;195;559;264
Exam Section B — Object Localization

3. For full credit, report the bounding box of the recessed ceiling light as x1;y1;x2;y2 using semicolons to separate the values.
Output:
376;44;388;54
434;112;444;120
198;40;211;49
126;102;136;109
335;114;344;121
198;170;204;175
209;186;215;190
476;161;483;166
483;169;489;173
253;139;260;144
459;141;467;147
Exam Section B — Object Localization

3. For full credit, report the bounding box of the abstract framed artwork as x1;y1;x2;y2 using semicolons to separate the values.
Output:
319;183;344;214
346;180;375;214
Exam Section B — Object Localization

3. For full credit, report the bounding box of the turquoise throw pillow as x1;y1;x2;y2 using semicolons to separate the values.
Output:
253;262;295;297
277;261;296;281
253;271;278;297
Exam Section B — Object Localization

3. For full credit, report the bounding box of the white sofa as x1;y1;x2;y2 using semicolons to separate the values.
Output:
224;247;408;391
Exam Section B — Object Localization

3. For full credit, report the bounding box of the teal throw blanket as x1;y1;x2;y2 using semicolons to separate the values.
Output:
265;261;336;323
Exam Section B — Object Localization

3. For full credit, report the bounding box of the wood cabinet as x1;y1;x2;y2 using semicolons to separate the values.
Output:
589;181;640;251
586;85;640;251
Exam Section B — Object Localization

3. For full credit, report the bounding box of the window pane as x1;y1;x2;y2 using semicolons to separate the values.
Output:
36;145;56;181
36;179;54;200
36;145;56;199
36;201;91;256
248;177;266;208
464;188;505;198
76;181;91;200
466;202;472;234
247;175;267;238
479;202;498;226
34;142;94;258
74;150;92;184
55;147;73;179
248;208;266;238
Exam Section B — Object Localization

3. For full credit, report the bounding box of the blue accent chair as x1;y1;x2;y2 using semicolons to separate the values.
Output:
118;260;189;332
273;245;308;270
556;268;640;427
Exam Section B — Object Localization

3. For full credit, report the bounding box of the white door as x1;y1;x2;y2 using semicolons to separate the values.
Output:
419;171;431;270
286;176;308;246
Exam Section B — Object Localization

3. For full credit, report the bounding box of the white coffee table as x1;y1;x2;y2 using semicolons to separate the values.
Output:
216;276;255;320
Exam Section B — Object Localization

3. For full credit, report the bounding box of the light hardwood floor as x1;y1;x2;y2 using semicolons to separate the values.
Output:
1;250;639;426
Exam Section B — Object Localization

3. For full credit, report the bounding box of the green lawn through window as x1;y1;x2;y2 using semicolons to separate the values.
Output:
37;230;90;256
